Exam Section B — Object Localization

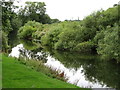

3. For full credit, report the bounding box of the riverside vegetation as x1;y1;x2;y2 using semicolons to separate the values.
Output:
1;1;120;88
18;5;120;62
2;1;120;62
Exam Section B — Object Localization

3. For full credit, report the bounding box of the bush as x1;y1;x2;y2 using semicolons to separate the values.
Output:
19;26;36;39
1;31;9;52
41;23;63;47
73;41;95;53
54;29;78;50
18;21;43;39
96;24;120;61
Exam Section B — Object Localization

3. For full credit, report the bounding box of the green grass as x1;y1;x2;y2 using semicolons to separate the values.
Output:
2;54;90;89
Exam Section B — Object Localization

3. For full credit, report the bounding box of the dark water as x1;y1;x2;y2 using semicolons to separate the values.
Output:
9;40;120;89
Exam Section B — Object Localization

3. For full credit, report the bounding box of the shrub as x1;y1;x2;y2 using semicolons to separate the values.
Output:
96;24;120;61
19;26;36;39
18;21;43;39
73;41;95;53
1;31;9;52
41;23;63;47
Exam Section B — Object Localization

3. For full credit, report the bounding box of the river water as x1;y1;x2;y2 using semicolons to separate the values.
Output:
9;42;120;89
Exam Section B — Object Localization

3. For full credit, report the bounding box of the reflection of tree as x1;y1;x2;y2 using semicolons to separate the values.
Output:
49;50;98;69
19;40;48;63
83;60;120;89
20;39;41;50
47;50;120;89
19;49;48;63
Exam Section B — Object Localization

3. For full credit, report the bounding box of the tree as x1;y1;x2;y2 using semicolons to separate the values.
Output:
51;19;60;23
96;24;120;62
2;1;15;34
19;2;51;25
2;1;22;51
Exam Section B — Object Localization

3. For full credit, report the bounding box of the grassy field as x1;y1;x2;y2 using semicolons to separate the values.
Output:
2;54;91;89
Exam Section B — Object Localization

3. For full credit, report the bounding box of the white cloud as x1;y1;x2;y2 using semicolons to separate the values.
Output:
14;0;119;21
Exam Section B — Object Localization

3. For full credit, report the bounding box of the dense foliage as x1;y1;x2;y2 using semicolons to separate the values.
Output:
0;31;8;52
95;24;120;61
18;21;43;39
1;0;59;52
18;5;120;62
2;0;120;62
18;1;60;25
1;1;21;52
18;2;50;25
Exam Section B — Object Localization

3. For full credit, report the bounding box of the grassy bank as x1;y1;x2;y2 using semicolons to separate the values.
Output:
2;54;90;89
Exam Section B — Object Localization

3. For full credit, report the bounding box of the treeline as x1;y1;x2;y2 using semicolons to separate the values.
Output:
18;5;120;62
1;1;120;62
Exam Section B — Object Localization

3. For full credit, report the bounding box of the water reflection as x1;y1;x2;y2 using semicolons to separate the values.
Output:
9;42;120;89
20;39;42;50
9;44;47;63
48;50;120;89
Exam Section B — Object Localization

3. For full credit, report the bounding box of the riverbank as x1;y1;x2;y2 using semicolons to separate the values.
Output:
2;53;90;89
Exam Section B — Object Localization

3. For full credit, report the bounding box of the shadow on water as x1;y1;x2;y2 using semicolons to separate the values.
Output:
10;39;120;89
46;50;120;89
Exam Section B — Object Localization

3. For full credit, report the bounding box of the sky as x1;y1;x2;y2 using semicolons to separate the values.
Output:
14;0;120;21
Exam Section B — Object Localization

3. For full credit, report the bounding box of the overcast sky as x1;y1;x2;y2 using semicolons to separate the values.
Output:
14;0;120;21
